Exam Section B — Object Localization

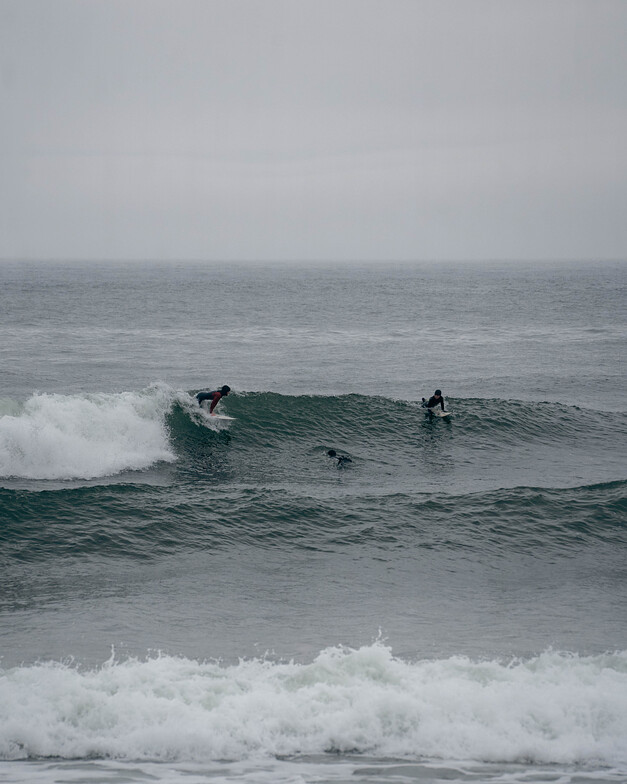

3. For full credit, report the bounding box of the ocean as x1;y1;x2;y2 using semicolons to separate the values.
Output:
0;259;626;784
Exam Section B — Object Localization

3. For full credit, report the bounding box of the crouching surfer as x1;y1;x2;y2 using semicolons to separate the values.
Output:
196;385;231;414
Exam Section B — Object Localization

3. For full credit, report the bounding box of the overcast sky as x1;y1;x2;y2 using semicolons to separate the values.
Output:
1;0;626;261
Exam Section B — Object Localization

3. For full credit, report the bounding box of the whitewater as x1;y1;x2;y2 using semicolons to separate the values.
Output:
1;260;626;784
2;646;626;765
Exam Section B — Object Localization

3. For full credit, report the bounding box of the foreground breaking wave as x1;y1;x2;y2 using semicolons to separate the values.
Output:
1;644;626;766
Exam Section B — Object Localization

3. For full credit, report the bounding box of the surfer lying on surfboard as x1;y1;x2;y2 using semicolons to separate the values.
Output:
422;389;445;411
327;450;352;466
196;385;231;414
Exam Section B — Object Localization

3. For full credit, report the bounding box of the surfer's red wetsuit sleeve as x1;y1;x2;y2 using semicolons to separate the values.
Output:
209;392;222;413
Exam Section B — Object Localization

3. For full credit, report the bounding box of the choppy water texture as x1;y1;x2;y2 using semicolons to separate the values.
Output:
0;260;626;784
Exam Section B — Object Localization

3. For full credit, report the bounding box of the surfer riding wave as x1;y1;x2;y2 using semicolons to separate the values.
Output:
196;385;231;414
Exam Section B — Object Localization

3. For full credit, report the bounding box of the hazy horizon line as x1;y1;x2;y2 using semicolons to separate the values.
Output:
1;256;625;265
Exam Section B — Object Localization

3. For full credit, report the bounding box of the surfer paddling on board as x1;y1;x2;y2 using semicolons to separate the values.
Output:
327;449;352;467
422;389;445;411
196;385;231;414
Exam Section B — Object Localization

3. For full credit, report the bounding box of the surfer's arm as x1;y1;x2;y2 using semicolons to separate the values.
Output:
440;398;445;410
209;393;221;414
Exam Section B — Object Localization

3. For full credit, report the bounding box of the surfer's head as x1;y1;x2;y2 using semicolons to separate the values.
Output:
327;450;337;457
221;385;231;395
434;389;441;396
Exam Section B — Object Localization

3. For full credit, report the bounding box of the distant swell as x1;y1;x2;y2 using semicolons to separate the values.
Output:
1;480;625;563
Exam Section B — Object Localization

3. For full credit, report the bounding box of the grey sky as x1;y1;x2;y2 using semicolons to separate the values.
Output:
1;0;626;261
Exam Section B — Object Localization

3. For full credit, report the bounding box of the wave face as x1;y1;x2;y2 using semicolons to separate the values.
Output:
1;644;626;767
2;386;625;482
1;386;626;563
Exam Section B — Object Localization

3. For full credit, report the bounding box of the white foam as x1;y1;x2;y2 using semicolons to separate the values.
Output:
0;644;625;767
0;385;178;480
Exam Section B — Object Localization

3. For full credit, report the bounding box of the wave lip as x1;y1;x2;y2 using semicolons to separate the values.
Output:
0;644;626;767
0;386;177;480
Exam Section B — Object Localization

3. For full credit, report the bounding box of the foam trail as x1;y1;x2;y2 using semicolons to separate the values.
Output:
0;385;177;480
0;644;625;766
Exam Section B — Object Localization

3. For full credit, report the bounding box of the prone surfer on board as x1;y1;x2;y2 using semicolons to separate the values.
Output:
422;389;445;411
327;449;352;466
196;385;231;414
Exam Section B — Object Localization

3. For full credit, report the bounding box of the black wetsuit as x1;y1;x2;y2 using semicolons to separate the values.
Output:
327;450;352;466
426;395;445;410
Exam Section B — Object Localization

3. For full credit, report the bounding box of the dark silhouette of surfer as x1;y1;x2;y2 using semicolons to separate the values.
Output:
327;449;352;466
421;389;445;411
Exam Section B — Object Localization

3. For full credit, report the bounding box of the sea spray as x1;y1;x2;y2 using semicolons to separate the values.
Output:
0;386;179;480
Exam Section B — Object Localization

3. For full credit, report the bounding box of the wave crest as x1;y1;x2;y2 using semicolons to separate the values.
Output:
0;385;178;480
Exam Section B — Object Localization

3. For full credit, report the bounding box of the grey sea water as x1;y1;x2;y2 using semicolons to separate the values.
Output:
1;259;625;407
0;260;626;784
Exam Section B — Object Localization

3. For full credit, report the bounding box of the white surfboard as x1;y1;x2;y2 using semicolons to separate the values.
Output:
197;399;235;421
197;405;235;423
427;408;452;418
